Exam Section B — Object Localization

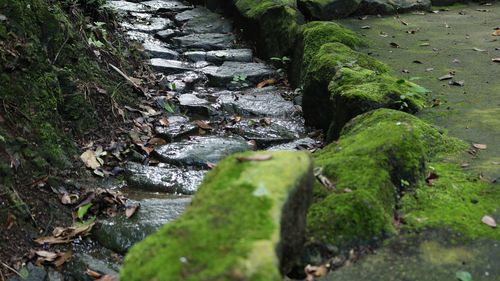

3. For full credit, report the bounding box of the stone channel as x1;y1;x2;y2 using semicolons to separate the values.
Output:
60;1;320;279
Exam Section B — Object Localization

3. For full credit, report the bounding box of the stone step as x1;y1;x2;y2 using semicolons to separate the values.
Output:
171;33;235;50
181;11;232;34
121;17;173;33
177;94;215;116
125;162;206;194
174;7;212;22
216;87;298;117
93;197;191;254
141;0;192;13
148;58;194;74
154;115;197;140
202;61;274;86
153;136;253;167
143;41;179;59
267;137;318;151
184;49;253;64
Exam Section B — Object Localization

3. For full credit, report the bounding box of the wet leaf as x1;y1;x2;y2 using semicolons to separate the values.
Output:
80;150;101;170
125;204;140;219
18;267;29;279
86;269;102;278
256;78;277;88
35;250;58;261
492;58;500;63
473;143;487;150
54;251;72;267
390;42;400;48
96;275;117;281
473;47;486;52
482;215;496;228
194;120;212;130
34;222;95;245
438;74;454;80
237;155;273;162
77;203;92;220
419;42;430;46
456;271;472;281
360;25;371;29
492;29;500;36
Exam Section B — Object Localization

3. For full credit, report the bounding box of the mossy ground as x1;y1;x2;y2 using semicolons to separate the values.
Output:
121;151;313;281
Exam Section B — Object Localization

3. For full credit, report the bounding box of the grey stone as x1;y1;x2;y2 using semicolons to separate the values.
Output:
177;94;214;116
154;136;252;167
182;12;232;34
184;51;207;62
267;137;318;151
206;49;253;64
227;119;301;147
155;29;178;41
64;253;120;280
149;58;194;74
202;61;275;86
46;268;64;281
143;41;179;59
141;0;191;12
125;162;205;194
93;198;191;254
126;30;155;43
121;17;172;33
357;0;430;14
155;115;197;140
7;263;46;281
175;7;212;22
172;33;235;50
105;1;147;13
216;87;298;117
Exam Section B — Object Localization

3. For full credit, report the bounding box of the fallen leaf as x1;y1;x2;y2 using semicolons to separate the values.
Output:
194;120;212;130
34;222;95;245
148;137;167;145
256;78;277;88
305;264;329;281
96;275;117;281
6;213;16;229
473;143;487;150
159;118;169;126
456;271;472;281
420;42;430;46
54;251;72;267
482;215;497;228
361;25;371;29
438;74;454;80
492;30;500;36
237;155;273;162
448;80;464;87
80;150;101;170
125;204;140;219
492;58;500;63
35;251;58;261
390;42;400;48
61;193;79;205
86;269;102;278
473;47;486;52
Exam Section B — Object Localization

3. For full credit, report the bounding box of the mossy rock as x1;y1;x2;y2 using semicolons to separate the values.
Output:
121;151;314;281
302;42;389;132
307;109;464;248
326;66;428;140
298;0;362;20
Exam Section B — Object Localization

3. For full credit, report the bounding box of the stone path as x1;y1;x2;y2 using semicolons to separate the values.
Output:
64;0;319;276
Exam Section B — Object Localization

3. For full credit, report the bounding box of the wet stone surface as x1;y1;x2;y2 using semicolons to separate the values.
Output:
125;162;205;194
93;197;191;254
154;136;253;167
203;61;275;86
154;115;197;140
171;33;235;50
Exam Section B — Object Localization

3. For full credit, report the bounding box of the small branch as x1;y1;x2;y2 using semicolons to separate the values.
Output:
0;261;22;278
52;32;70;65
109;63;146;96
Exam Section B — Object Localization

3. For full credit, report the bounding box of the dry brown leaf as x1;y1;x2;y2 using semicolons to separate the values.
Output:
80;150;101;170
6;213;16;230
35;251;58;261
305;264;329;281
148;137;167;145
96;275;117;281
86;269;102;278
34;222;95;245
159;118;169;126
194;120;212;130
125;204;140;219
256;78;277;88
237;155;273;162
492;29;500;36
61;193;78;205
54;251;72;267
482;215;497;228
473;143;487;150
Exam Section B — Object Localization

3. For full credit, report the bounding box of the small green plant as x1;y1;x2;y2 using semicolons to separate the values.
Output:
163;101;175;113
231;74;249;87
87;21;108;48
88;36;104;48
271;56;291;77
167;82;177;91
400;179;410;188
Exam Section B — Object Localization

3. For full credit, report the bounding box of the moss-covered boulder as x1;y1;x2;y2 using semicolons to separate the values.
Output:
326;66;427;139
121;151;314;281
307;109;464;248
302;42;389;133
298;0;362;20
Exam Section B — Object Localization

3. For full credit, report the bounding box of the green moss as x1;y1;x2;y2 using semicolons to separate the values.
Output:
325;66;429;139
121;151;313;281
401;162;500;239
307;109;464;247
302;42;389;131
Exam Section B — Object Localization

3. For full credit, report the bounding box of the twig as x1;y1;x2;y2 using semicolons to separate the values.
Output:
0;261;21;278
109;63;146;95
52;30;70;65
